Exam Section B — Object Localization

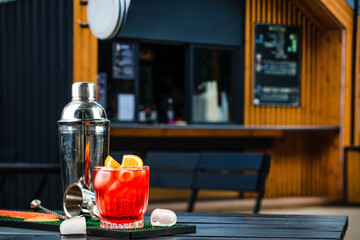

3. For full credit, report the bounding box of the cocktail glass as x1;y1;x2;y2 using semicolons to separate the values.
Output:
94;166;149;229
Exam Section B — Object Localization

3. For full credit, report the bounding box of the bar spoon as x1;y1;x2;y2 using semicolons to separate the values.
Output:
30;199;68;220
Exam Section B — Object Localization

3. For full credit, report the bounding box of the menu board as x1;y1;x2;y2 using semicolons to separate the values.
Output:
97;72;107;109
253;23;301;106
112;42;135;79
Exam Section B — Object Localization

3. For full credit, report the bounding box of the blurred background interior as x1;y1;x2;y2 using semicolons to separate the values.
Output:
1;2;360;238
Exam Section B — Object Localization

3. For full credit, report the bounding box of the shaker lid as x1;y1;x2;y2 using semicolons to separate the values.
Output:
59;82;109;121
72;82;96;101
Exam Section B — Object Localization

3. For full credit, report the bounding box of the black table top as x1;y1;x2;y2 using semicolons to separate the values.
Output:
0;212;348;240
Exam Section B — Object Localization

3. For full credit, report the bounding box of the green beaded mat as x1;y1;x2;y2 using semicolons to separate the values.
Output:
0;211;196;239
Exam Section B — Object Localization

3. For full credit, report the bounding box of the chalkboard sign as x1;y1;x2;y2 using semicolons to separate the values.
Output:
112;42;135;80
253;23;301;106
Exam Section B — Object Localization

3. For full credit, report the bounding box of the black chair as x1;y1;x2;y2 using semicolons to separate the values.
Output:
145;151;200;193
188;152;270;213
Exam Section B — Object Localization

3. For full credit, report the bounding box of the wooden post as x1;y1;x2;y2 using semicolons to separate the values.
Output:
73;0;98;85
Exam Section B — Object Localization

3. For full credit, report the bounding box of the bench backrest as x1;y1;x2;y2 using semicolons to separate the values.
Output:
194;152;270;192
145;152;200;189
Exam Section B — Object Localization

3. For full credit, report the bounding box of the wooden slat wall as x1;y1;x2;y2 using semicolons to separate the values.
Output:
243;0;348;198
346;150;360;203
73;0;97;84
256;131;340;198
356;16;360;145
244;0;341;126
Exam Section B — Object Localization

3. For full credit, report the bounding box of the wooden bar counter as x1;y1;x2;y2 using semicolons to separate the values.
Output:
110;124;339;138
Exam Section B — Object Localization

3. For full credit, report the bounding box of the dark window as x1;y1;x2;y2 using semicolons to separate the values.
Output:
192;47;237;123
99;0;245;125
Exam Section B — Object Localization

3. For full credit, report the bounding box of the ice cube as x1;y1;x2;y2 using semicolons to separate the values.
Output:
117;169;134;182
108;180;121;192
94;170;112;189
59;216;86;235
150;209;177;227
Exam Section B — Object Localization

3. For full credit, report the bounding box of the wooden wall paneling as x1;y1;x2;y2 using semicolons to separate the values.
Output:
347;150;353;202
279;0;292;122
332;133;341;196
346;151;354;202
279;0;286;125
276;0;288;194
308;131;316;195
355;16;360;145
331;30;342;125
256;131;339;198
273;0;280;125
264;0;272;124
291;0;298;188
81;4;89;82
320;32;329;124
351;150;357;201
293;131;302;195
321;133;331;196
324;133;338;197
244;0;251;125
304;20;311;125
319;132;328;195
316;26;324;111
319;0;353;28
244;0;255;125
324;32;333;124
318;132;340;197
313;132;321;195
327;31;341;125
244;0;342;127
291;1;326;30
254;0;261;125
347;150;360;202
312;29;319;125
301;132;310;196
266;0;271;23
293;5;301;125
343;26;354;146
73;0;80;83
315;31;322;125
304;21;310;125
73;0;98;85
302;131;312;195
301;10;309;125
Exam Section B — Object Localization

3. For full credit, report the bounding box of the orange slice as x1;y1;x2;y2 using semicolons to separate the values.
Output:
24;216;60;222
104;155;121;167
121;155;143;167
0;210;56;219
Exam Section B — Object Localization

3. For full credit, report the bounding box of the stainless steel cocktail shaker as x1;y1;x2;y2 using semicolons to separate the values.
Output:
58;82;110;194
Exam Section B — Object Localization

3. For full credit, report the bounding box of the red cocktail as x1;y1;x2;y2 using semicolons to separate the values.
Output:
94;166;149;229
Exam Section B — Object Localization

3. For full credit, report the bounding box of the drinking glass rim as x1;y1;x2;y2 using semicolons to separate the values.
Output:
94;165;149;170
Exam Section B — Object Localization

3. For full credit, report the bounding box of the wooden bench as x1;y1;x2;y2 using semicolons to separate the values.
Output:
145;152;200;190
145;151;270;213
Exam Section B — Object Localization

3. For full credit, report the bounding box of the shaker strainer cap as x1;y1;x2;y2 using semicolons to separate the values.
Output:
72;82;96;101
